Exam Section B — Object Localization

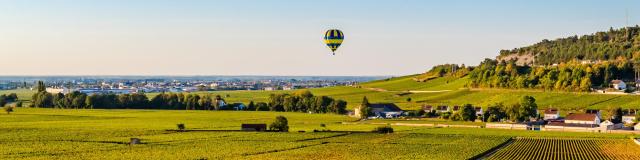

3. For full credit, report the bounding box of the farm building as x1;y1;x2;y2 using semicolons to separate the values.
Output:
241;124;267;131
622;109;637;124
543;108;559;120
565;113;600;125
436;106;449;113
369;103;404;118
474;107;483;116
611;80;626;90
422;105;433;112
622;114;636;124
600;120;615;130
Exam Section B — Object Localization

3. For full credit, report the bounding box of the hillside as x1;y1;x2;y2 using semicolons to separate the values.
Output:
498;26;640;65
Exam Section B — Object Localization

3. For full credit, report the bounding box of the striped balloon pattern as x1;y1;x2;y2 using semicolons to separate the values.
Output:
324;29;344;55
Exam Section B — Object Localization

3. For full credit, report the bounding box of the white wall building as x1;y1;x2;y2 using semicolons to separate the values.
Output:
565;113;600;125
543;108;560;120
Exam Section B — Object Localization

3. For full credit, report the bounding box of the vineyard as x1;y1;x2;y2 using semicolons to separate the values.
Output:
487;137;640;160
0;108;638;159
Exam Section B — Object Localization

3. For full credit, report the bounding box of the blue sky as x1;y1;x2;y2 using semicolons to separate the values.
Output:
0;0;637;76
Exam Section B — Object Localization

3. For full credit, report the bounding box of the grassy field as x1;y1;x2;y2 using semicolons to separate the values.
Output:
1;108;636;159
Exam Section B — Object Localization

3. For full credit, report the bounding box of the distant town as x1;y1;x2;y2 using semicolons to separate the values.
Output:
0;76;388;94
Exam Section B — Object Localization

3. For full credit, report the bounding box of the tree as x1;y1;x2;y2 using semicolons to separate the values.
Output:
450;112;462;121
3;105;13;114
247;101;256;111
506;103;521;122
36;81;46;92
519;96;538;121
256;102;269;111
608;107;623;123
406;97;412;102
460;104;477;121
358;96;371;119
483;103;506;122
440;111;452;120
269;116;289;132
0;98;6;108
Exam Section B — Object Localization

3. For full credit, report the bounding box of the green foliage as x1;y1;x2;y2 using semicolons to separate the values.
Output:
608;107;623;123
373;125;394;133
255;102;269;111
460;104;477;122
269;116;289;132
519;96;538;121
483;103;506;122
177;123;185;131
267;91;347;114
468;58;634;92
246;101;255;111
440;111;452;120
499;26;640;65
0;98;5;107
3;105;13;114
359;96;371;119
36;81;46;92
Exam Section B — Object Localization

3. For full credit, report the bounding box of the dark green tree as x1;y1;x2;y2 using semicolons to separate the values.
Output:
269;116;289;132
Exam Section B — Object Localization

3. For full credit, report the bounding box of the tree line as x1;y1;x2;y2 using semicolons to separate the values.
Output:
467;58;636;91
30;83;348;114
266;90;347;114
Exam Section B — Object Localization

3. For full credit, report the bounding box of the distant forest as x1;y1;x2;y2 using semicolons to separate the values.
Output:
423;26;640;92
499;26;640;65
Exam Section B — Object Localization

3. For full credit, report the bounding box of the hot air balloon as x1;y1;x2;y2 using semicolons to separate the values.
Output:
324;29;344;55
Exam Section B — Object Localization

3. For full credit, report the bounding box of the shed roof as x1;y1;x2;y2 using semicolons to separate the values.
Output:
566;113;597;121
369;103;402;112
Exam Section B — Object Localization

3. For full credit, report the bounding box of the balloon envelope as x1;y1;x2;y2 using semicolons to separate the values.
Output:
324;29;344;55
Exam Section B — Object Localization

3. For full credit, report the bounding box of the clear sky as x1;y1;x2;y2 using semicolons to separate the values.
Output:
1;0;638;76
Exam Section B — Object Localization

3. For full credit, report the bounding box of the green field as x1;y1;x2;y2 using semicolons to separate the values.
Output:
1;108;636;159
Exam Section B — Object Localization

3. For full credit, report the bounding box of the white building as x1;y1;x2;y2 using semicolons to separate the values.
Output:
622;115;636;124
635;123;640;131
355;103;403;119
565;113;600;125
45;87;70;94
543;108;560;120
474;107;483;117
436;106;450;113
611;80;626;90
600;120;615;130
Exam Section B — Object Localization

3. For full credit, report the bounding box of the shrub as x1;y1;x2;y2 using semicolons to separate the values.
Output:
3;106;14;114
256;102;269;111
177;123;185;131
15;101;23;107
373;126;394;134
269;116;289;132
